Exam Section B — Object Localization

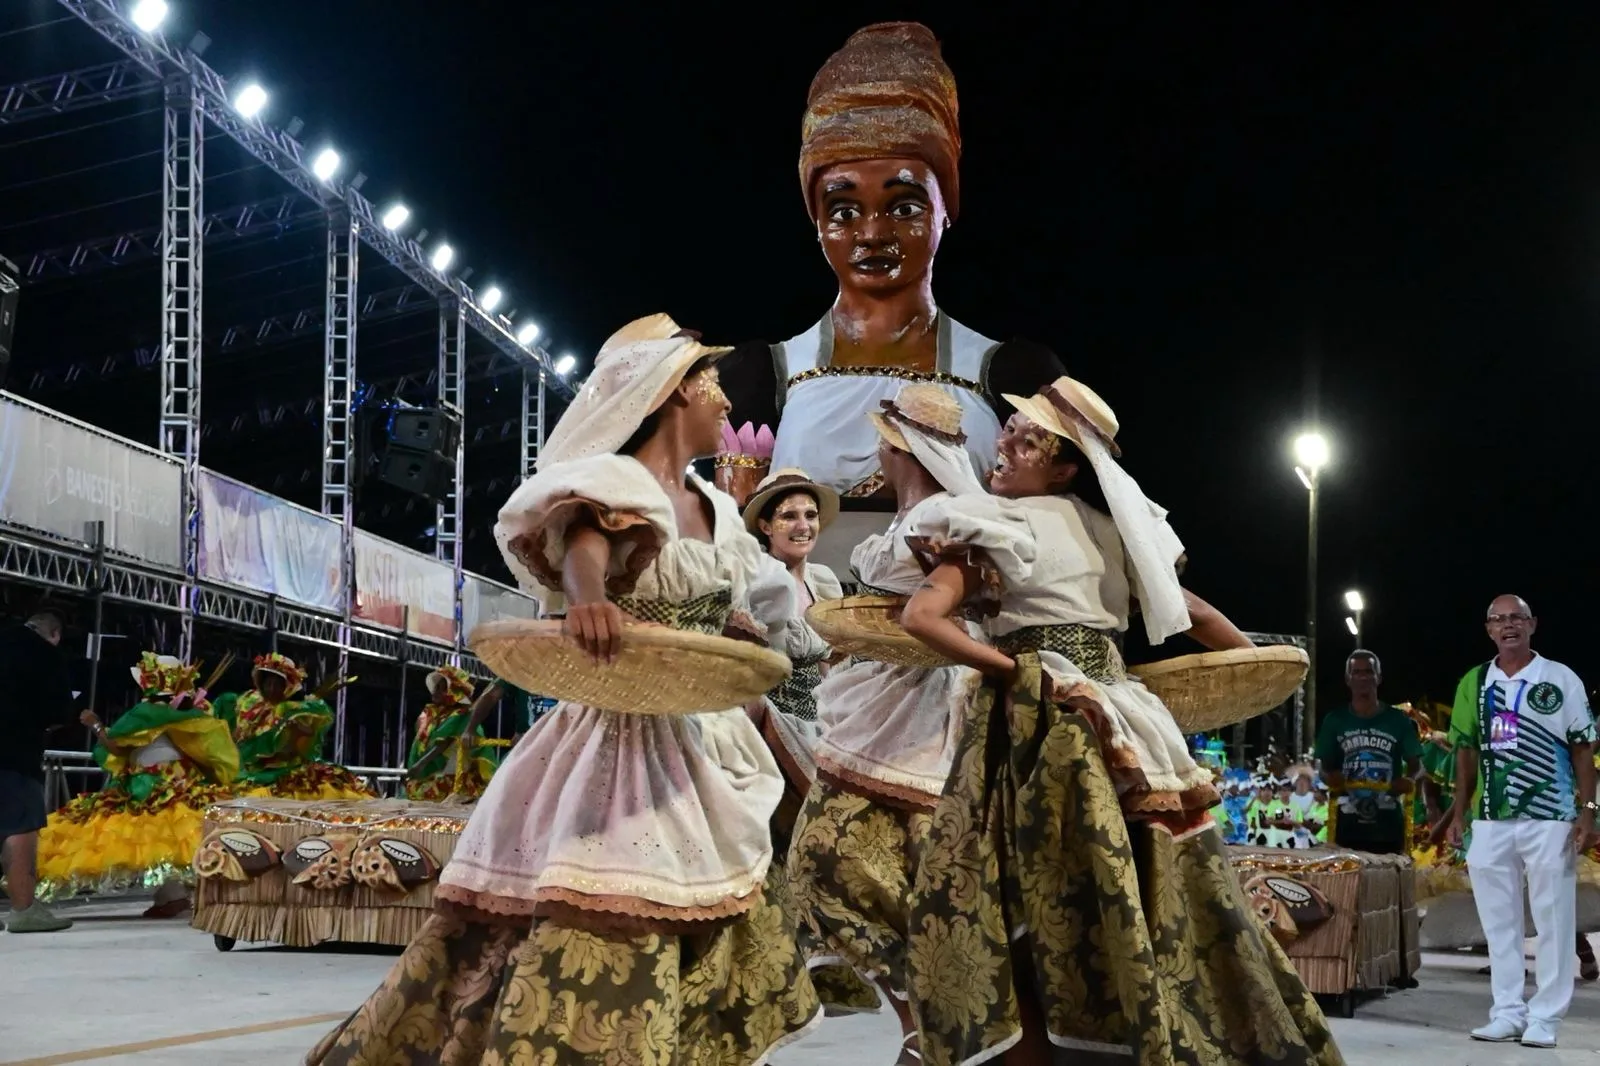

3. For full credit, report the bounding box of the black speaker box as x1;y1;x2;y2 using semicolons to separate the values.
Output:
377;447;455;500
387;408;458;453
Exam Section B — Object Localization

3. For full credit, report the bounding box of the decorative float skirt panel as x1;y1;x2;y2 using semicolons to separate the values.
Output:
190;798;468;949
1227;845;1417;1004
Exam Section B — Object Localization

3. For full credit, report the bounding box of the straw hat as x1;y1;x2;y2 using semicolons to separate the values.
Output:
741;468;841;533
1002;375;1122;457
868;382;967;452
251;651;305;697
535;313;734;470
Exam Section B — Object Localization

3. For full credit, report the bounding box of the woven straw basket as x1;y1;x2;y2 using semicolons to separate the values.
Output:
469;618;790;715
806;595;954;669
1131;645;1309;732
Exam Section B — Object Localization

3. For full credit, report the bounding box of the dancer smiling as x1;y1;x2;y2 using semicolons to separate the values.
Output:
898;377;1341;1065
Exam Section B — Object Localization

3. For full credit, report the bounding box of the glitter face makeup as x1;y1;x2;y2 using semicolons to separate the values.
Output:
989;414;1070;498
759;491;821;566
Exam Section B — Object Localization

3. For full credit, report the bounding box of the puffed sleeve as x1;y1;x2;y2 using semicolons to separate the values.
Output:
807;562;845;603
903;492;1037;618
493;454;674;599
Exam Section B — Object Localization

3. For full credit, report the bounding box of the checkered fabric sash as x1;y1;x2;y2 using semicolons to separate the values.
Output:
993;623;1126;685
612;589;733;636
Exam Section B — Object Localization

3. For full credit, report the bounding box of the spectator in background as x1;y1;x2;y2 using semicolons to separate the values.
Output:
1434;595;1597;1049
1316;649;1422;854
0;609;77;933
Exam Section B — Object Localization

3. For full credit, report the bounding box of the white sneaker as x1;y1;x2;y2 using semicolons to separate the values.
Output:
1470;1018;1524;1042
1520;1021;1557;1048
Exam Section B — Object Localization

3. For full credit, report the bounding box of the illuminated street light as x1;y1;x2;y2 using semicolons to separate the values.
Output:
479;286;503;313
233;83;268;119
430;243;454;272
1291;428;1332;754
1344;588;1365;644
380;203;410;230
130;0;168;33
1345;617;1359;637
516;322;541;346
554;354;576;375
1344;589;1364;613
311;147;341;182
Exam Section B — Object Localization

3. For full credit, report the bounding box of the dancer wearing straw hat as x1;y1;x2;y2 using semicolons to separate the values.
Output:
403;666;503;802
308;314;820;1066
36;652;238;917
216;653;373;800
897;376;1342;1065
786;383;987;1062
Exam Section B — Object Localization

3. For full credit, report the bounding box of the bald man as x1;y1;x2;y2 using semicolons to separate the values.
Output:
1436;595;1597;1048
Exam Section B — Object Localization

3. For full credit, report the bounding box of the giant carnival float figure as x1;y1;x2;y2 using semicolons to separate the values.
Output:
719;22;1066;570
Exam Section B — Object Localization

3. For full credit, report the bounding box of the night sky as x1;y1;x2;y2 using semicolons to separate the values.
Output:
13;3;1600;708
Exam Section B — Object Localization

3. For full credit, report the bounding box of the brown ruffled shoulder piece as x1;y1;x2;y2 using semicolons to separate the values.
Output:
904;535;1005;620
506;495;663;597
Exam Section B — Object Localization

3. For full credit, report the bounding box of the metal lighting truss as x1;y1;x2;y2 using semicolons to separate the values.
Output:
437;301;467;660
20;194;325;282
323;211;359;759
0;58;161;126
158;73;203;660
521;370;546;479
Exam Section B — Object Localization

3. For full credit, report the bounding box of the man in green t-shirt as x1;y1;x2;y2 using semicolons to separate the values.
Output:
1314;649;1423;855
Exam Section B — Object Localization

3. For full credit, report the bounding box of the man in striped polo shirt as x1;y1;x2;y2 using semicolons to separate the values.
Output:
1440;594;1597;1048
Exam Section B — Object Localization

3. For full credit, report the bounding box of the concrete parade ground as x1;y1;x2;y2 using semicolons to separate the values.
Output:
1;900;1597;1065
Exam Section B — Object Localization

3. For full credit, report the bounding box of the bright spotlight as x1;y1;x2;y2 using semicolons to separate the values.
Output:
1293;431;1330;473
1344;589;1365;613
233;83;268;119
1344;616;1359;637
479;286;503;312
311;147;341;182
130;0;168;32
430;243;454;272
380;203;410;230
554;354;577;376
516;321;541;346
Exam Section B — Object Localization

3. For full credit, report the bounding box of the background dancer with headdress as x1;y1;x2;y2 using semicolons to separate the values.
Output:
308;315;819;1065
217;653;373;801
37;652;238;917
788;382;985;1063
721;22;1065;571
403;665;503;802
897;377;1341;1065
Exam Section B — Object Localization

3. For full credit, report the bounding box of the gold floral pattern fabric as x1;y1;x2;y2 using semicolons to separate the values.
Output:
307;873;821;1066
788;777;932;996
905;654;1344;1066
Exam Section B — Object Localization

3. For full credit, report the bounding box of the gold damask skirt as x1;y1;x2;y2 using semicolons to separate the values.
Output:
306;874;821;1066
905;654;1344;1066
788;776;933;998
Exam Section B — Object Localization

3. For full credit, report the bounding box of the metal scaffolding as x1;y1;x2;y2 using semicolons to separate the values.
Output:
323;210;359;758
521;370;547;478
437;300;467;661
158;73;203;659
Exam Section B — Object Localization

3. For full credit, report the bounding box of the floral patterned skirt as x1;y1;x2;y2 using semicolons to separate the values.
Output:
788;776;932;998
306;870;822;1066
905;654;1344;1066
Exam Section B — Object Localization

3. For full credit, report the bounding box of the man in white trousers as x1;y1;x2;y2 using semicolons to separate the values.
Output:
1436;594;1597;1048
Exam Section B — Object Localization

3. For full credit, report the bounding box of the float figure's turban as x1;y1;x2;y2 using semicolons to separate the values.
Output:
799;22;962;221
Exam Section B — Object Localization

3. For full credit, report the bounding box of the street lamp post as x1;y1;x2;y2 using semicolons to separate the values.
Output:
1293;431;1330;756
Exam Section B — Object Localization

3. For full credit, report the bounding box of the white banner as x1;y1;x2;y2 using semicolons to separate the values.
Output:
0;393;182;567
197;471;344;611
353;530;456;642
464;574;543;634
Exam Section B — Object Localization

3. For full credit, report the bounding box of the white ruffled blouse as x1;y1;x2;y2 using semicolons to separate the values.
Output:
439;455;790;919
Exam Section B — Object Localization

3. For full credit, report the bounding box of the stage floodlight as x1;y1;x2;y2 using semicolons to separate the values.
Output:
130;0;168;32
381;203;410;230
554;354;577;376
480;287;503;313
311;147;341;182
431;244;455;272
234;83;268;119
516;322;541;346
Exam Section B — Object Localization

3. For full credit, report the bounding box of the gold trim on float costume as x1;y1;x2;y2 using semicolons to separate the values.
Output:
786;365;981;390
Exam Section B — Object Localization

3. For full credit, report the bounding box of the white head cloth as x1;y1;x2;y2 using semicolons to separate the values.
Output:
899;420;986;497
1072;427;1190;645
535;314;729;472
